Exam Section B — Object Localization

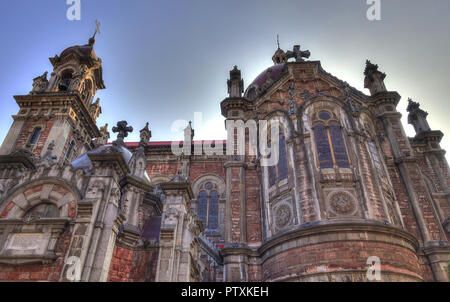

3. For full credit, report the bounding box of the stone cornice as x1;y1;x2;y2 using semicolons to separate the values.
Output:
0;153;35;170
14;93;101;139
160;181;194;200
257;219;420;257
87;152;130;177
119;174;154;192
368;91;401;107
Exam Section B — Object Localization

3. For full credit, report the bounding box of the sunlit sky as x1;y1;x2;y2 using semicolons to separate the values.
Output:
0;0;449;161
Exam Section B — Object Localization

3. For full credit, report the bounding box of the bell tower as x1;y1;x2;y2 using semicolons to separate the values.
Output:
0;34;106;166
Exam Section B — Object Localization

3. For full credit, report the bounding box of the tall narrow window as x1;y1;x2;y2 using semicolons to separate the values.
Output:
278;134;288;181
312;110;350;169
267;132;289;187
29;128;41;144
64;141;76;163
368;140;383;177
196;182;219;231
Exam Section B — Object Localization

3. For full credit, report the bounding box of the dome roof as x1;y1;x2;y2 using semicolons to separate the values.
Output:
60;44;98;60
71;144;132;171
251;63;286;87
244;63;288;100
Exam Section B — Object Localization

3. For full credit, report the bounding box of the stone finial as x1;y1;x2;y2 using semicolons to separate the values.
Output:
407;98;431;134
364;60;387;95
112;121;133;146
184;121;194;143
139;122;152;148
227;66;244;98
94;123;110;147
286;45;310;62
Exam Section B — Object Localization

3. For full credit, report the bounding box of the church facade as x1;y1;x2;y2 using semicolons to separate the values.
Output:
0;36;448;282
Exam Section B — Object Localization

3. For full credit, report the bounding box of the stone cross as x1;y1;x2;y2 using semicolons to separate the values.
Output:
112;121;133;144
286;45;311;62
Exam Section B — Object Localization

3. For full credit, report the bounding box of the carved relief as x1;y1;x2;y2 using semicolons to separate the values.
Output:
275;204;292;229
327;191;358;217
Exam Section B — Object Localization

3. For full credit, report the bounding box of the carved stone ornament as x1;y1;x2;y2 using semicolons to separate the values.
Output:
31;71;49;94
275;204;292;229
329;192;356;215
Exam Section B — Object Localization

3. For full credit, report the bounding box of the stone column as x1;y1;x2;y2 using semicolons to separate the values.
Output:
223;160;249;281
156;180;197;282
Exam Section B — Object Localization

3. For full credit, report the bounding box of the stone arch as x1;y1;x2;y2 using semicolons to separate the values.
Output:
301;95;355;133
0;178;80;219
191;174;226;198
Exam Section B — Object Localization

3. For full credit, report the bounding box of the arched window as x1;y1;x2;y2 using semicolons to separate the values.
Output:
58;70;73;92
368;140;383;177
268;132;289;187
29;127;41;145
197;182;219;230
23;203;59;220
312;110;350;169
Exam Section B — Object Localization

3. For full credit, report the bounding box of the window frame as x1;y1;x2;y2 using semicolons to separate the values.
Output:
312;110;350;169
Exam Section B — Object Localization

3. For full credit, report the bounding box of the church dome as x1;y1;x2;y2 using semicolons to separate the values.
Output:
60;44;98;60
251;63;286;87
244;63;288;100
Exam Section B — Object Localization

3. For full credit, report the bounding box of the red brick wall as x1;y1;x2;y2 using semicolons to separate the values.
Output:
14;119;55;159
260;240;423;282
0;230;72;281
108;245;159;282
245;167;262;245
189;160;226;184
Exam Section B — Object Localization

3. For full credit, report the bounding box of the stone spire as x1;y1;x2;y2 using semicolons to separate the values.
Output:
139;122;152;148
227;66;244;98
364;60;387;95
407;98;431;134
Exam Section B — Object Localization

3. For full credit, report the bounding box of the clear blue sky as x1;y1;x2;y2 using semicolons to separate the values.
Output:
0;0;449;161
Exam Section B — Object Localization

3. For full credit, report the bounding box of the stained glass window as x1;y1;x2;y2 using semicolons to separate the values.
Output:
313;122;333;169
24;203;59;220
268;140;277;187
197;191;208;227
278;134;288;181
196;183;220;231
267;133;289;187
313;111;350;169
369;140;383;177
208;191;219;229
329;122;350;168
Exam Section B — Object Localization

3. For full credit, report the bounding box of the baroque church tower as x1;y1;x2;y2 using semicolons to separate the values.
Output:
0;34;107;167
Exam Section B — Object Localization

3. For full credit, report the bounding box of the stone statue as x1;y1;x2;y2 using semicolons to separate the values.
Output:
31;71;49;94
